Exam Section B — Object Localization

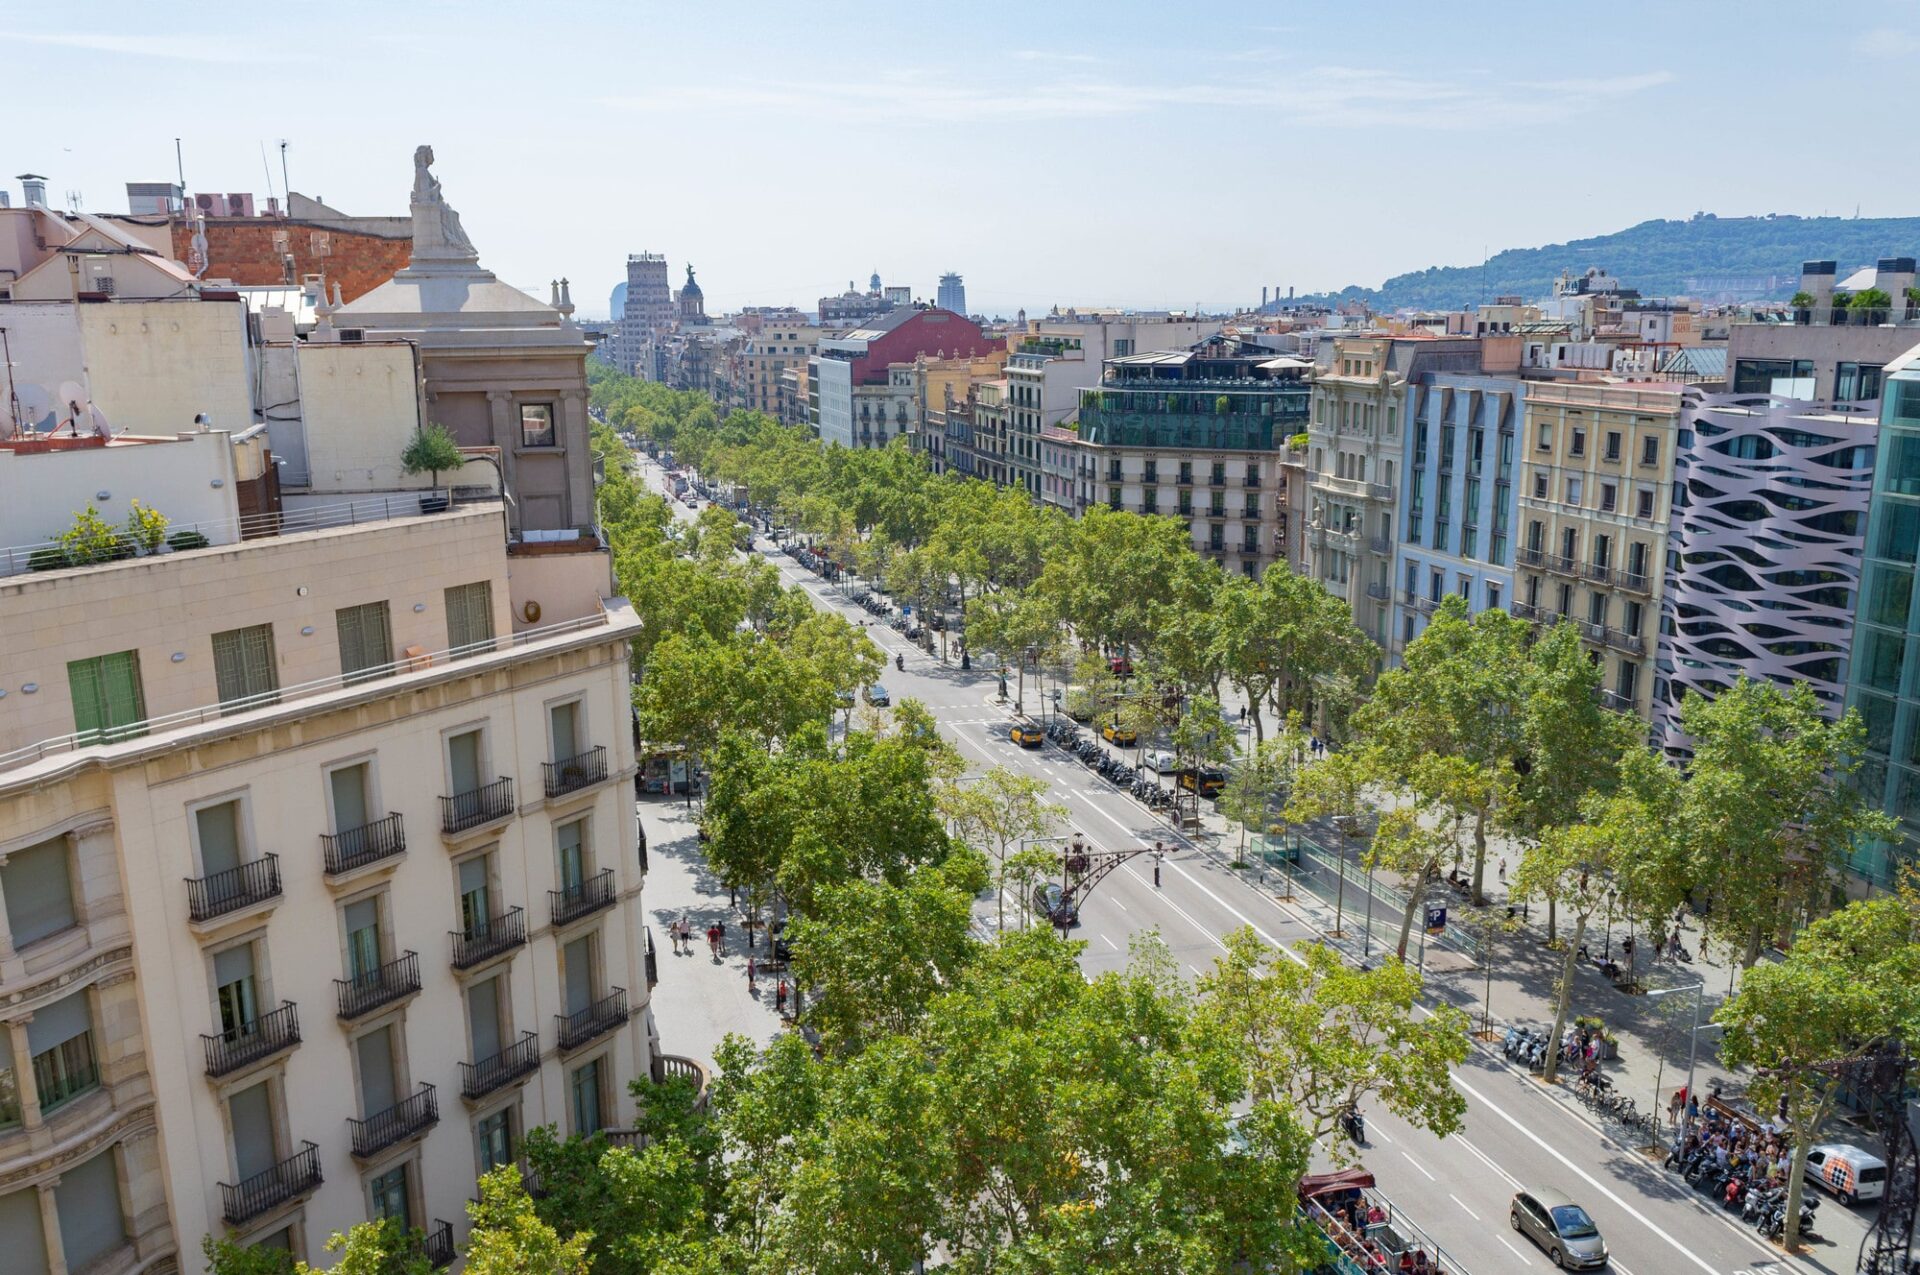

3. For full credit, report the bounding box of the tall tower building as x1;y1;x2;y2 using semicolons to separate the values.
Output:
616;254;673;376
937;272;966;315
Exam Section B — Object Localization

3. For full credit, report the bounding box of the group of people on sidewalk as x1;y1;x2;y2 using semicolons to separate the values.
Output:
663;908;792;1018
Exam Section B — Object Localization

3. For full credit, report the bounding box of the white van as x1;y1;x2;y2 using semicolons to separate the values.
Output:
1804;1144;1887;1205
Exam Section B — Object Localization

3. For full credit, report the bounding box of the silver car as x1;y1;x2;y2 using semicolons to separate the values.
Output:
1511;1187;1608;1269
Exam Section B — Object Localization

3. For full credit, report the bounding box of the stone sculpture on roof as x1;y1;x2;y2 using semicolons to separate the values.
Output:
409;144;477;265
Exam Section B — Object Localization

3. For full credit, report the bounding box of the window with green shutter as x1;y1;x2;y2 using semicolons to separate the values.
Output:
445;582;494;659
212;625;278;712
66;651;146;743
336;602;393;684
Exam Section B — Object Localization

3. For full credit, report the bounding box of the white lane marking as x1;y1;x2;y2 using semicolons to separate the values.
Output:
1187;964;1203;977
1453;1133;1521;1189
1370;1122;1393;1144
1449;1193;1479;1221
1610;1261;1637;1275
1452;1071;1739;1275
1497;1234;1534;1266
1100;934;1118;950
1111;897;1128;913
1401;1150;1436;1181
1114;863;1230;955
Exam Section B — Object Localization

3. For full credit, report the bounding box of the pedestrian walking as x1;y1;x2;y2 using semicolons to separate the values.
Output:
776;979;789;1015
1669;1086;1687;1127
747;956;757;991
1497;857;1507;886
707;924;721;959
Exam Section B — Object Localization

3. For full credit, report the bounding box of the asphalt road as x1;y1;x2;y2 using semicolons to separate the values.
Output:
633;454;1823;1275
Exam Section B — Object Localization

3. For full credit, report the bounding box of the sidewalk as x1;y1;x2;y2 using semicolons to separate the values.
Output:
639;795;789;1073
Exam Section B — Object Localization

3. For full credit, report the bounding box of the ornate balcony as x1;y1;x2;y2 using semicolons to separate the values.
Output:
461;1031;540;1101
334;951;421;1020
423;1221;456;1269
557;989;629;1052
441;777;516;835
348;1082;439;1159
322;813;406;876
202;1001;300;1078
542;746;608;799
549;868;617;928
221;1141;322;1225
186;854;282;924
450;906;527;971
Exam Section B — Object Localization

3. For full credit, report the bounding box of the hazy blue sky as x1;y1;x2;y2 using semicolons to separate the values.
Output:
16;1;1920;317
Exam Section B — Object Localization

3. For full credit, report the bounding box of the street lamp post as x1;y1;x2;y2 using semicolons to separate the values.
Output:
1646;978;1706;1150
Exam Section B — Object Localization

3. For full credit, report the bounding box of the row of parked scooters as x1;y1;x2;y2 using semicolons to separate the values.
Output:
1663;1143;1818;1241
779;541;843;581
1043;719;1177;809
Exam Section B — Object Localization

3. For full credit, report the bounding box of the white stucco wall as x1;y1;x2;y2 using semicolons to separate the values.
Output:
297;342;430;493
0;301;87;428
78;299;254;435
0;432;241;554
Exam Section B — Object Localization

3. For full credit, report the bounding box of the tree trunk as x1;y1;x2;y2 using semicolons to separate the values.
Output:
1546;895;1558;945
1470;808;1489;907
1783;1109;1816;1251
1541;913;1586;1085
1395;864;1426;960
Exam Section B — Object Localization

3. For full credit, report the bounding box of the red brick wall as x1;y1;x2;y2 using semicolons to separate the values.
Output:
170;219;412;302
851;309;994;384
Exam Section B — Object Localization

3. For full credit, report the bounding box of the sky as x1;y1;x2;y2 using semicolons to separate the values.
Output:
14;1;1920;319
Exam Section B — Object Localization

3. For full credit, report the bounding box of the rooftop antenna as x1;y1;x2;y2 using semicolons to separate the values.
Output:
278;140;290;207
258;141;276;204
174;137;185;193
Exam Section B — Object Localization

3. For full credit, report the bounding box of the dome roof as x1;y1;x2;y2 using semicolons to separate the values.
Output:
680;264;703;297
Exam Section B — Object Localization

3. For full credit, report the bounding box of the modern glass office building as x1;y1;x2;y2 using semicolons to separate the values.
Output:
1842;344;1920;888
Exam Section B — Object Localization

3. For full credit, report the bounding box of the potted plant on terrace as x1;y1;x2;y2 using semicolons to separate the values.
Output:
126;500;170;554
401;422;464;513
1849;287;1893;326
1906;285;1920;321
1788;291;1815;324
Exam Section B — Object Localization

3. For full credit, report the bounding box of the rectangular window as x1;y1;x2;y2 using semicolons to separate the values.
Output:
1107;487;1121;511
1211;462;1226;486
1624;600;1644;637
336;602;393;684
1641;435;1659;467
66;650;146;744
1532;472;1547;499
28;992;98;1112
1536;422;1552;451
1637;488;1655;520
1569;427;1586;457
476;1109;515;1175
331;763;372;836
1588;593;1607;626
459;855;493;939
55;1149;124;1273
446;582;495;658
1564;476;1583;507
563;935;594;1016
1;838;76;948
1731;358;1815;395
447;729;483;797
1210;493;1226;518
368;1163;411;1229
212;625;278;712
1836;362;1884;402
468;977;504;1061
556;820;586;891
0;1184;50;1275
549;701;580;764
1486;583;1502;612
344;896;383;982
1604;431;1622;462
1143;460;1158;484
570;1059;604;1135
1142;492;1157;515
1600;483;1617;513
357;1026;397;1118
1178;461;1192;485
1491;533;1507;566
215;943;258;1037
520;404;556;448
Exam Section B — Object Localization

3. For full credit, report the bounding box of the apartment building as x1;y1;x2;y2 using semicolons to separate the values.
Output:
808;308;995;449
1392;373;1524;656
1726;259;1920;402
1514;382;1684;719
1004;339;1088;498
1074;345;1309;577
729;321;819;419
1306;335;1481;647
1842;344;1920;889
0;480;655;1272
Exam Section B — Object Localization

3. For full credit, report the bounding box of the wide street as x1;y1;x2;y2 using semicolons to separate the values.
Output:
633;449;1824;1275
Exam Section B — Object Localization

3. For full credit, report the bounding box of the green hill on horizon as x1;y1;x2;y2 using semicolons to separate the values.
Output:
1296;213;1920;312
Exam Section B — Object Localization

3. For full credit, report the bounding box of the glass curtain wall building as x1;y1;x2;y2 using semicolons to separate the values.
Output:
1843;345;1920;888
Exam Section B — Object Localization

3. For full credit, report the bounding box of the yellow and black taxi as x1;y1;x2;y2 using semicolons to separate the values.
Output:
1179;767;1227;798
1010;722;1046;748
1101;720;1138;747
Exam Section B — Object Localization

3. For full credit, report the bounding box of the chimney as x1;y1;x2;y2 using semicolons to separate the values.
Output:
1262;286;1269;307
17;173;48;208
1875;257;1915;319
1288;285;1295;301
1801;260;1836;324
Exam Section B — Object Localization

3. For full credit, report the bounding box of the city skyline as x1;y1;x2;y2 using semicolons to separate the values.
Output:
13;0;1920;318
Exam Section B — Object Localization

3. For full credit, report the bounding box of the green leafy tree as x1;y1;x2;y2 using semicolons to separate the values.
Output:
205;1217;436;1275
936;766;1065;933
1676;677;1894;966
400;422;465;495
1717;897;1920;1250
463;1166;593;1275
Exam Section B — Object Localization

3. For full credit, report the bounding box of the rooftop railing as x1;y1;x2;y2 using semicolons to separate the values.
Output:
0;492;498;581
0;610;613;775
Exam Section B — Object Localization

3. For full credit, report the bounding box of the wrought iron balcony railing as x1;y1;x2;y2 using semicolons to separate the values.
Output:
441;777;516;834
322;812;406;875
348;1082;439;1159
187;854;282;923
334;951;421;1020
461;1031;540;1100
542;746;608;799
220;1141;321;1225
451;906;527;970
557;989;629;1051
202;1002;300;1078
549;868;616;928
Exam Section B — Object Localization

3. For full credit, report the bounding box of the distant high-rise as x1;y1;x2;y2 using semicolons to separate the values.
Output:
937;272;966;315
615;253;673;376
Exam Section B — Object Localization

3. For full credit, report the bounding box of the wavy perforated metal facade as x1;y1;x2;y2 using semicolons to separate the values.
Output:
1655;390;1878;755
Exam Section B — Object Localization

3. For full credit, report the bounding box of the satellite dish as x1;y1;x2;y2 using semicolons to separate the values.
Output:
14;384;55;432
56;381;92;434
89;405;113;441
